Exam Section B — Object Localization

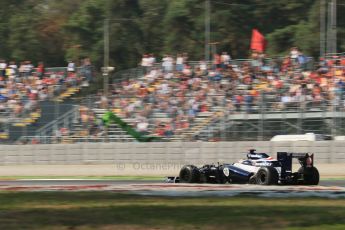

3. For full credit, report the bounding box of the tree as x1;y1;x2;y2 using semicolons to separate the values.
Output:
266;0;320;57
7;6;43;63
64;0;105;66
0;0;343;69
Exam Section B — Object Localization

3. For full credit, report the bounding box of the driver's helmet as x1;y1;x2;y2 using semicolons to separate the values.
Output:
247;149;270;160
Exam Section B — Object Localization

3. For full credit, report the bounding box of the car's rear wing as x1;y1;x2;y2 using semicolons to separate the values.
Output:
277;152;314;178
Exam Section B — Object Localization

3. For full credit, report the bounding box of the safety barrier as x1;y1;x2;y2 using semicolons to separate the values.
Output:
0;141;344;165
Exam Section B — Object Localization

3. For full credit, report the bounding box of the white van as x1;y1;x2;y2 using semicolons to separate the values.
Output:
270;133;331;142
334;136;345;141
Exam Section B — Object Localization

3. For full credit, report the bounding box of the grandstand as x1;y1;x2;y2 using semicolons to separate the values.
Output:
3;52;345;144
0;63;90;143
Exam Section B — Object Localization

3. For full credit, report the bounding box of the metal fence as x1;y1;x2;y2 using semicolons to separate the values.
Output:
198;101;345;142
11;93;345;145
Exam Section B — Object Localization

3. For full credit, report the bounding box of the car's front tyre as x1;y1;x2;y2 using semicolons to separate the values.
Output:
255;167;279;185
249;174;257;184
179;165;200;183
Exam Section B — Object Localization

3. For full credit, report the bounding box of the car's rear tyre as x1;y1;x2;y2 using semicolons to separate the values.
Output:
255;167;279;185
179;165;200;183
298;167;319;185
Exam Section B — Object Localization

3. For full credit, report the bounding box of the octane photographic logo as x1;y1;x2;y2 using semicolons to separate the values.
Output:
115;162;185;171
115;162;126;170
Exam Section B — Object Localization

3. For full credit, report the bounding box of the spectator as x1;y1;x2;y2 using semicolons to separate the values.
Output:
80;57;93;85
147;54;156;72
136;118;149;135
67;60;76;73
221;52;231;69
176;54;184;72
162;55;173;73
8;61;18;79
0;60;7;78
23;60;33;79
141;54;150;74
297;52;307;70
290;47;299;64
18;61;26;78
36;61;45;79
213;53;221;69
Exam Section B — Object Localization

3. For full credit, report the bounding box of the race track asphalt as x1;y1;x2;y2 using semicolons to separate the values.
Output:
0;179;344;197
0;179;343;187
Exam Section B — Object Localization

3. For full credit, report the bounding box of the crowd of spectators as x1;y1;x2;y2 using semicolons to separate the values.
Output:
0;59;44;120
0;57;95;141
49;106;104;144
93;49;344;138
42;49;344;141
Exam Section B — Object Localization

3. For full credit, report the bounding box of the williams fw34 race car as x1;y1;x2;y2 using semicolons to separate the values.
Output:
167;150;319;185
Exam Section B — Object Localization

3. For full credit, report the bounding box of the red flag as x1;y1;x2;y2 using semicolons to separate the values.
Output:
250;29;267;52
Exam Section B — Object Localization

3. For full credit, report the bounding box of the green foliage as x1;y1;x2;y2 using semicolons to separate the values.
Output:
7;8;42;62
266;0;321;57
0;0;344;68
64;0;106;66
163;0;200;56
266;26;298;56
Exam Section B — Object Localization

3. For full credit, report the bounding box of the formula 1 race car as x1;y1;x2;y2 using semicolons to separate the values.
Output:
167;150;319;185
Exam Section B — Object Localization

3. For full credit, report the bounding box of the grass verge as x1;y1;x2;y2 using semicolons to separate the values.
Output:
0;192;344;230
